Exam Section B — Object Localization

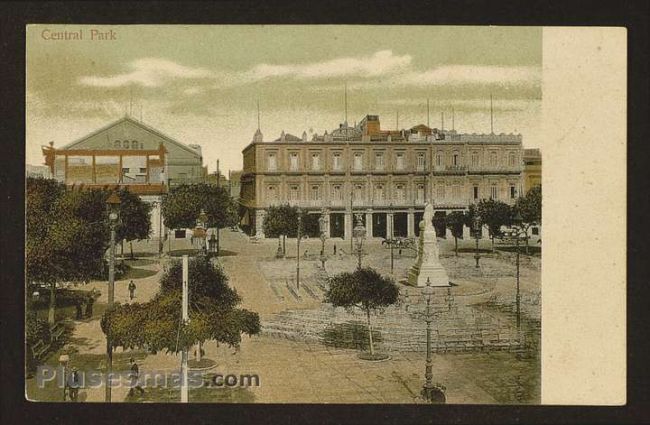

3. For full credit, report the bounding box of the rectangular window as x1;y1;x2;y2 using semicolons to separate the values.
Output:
353;153;363;171
395;184;405;201
139;168;147;174
532;227;539;236
452;185;460;199
333;153;342;171
490;185;498;199
311;185;321;200
416;184;425;202
509;152;516;167
374;184;384;201
437;185;445;199
417;154;425;171
489;152;497;167
122;168;130;174
267;153;277;171
473;185;479;200
290;153;299;171
331;184;342;200
471;152;479;167
436;153;442;167
353;184;363;201
267;186;278;200
510;185;516;199
375;153;384;170
396;153;405;170
311;153;320;170
289;185;299;200
175;229;186;239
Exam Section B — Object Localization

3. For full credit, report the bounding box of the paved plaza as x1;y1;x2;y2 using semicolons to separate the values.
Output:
27;228;540;404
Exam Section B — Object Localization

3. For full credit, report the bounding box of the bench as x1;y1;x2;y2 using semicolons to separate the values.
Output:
50;322;66;343
31;340;51;360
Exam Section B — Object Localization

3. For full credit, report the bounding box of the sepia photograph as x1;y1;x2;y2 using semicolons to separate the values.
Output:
23;24;582;405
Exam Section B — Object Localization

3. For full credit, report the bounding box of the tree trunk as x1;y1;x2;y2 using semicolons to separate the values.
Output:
491;235;495;253
454;236;458;256
525;235;530;255
283;235;286;256
130;241;134;259
48;281;56;325
197;342;203;362
366;308;375;356
121;240;124;257
216;227;220;257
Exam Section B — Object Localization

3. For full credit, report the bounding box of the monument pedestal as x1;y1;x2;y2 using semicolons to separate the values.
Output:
407;203;451;287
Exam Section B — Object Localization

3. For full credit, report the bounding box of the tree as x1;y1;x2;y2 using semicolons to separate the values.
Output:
512;185;542;254
115;188;152;259
101;256;260;356
161;184;238;254
477;198;512;252
446;211;465;256
324;268;399;357
26;178;110;324
263;204;313;255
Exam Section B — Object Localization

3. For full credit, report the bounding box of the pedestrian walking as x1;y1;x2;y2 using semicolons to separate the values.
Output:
128;358;145;396
128;280;136;300
85;294;94;318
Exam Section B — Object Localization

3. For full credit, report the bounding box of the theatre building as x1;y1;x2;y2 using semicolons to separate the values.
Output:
41;116;205;239
240;114;525;240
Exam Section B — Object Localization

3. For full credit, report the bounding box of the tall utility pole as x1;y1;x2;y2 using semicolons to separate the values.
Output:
105;193;120;402
216;159;220;188
490;93;494;134
441;112;444;131
452;107;455;131
389;204;394;274
344;83;348;124
181;255;189;403
296;209;302;290
427;98;430;128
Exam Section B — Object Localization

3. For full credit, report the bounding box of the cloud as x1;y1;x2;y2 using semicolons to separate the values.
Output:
399;65;540;86
245;50;411;81
348;65;540;90
79;58;215;88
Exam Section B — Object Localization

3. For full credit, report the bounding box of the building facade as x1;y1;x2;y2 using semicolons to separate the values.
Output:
240;115;525;240
522;148;542;194
41;115;205;239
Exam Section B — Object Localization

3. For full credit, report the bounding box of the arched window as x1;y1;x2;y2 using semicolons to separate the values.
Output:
436;153;442;167
114;140;121;148
452;152;459;166
140;142;144;149
508;152;516;166
123;140;130;149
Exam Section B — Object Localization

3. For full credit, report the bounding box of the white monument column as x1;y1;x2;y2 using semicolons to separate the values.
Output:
407;209;415;238
408;202;451;287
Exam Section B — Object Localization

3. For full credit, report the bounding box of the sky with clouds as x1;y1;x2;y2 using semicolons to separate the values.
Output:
26;25;542;173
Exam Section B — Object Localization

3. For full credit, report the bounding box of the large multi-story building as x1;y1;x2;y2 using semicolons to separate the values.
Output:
41;115;205;239
522;148;542;194
240;114;525;240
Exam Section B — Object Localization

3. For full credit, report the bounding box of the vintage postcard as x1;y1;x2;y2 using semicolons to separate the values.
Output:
24;25;625;405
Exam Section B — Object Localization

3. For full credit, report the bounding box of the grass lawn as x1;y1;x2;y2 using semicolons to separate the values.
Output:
25;350;147;402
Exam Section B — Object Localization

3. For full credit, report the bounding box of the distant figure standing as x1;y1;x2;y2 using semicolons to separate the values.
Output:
333;244;337;255
128;358;145;396
85;295;94;318
128;280;136;300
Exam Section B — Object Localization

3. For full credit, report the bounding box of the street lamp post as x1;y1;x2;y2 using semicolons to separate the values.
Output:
197;209;208;255
389;204;394;275
105;192;120;402
319;210;327;269
473;213;481;268
512;212;524;330
296;208;302;290
353;213;366;269
421;277;446;404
